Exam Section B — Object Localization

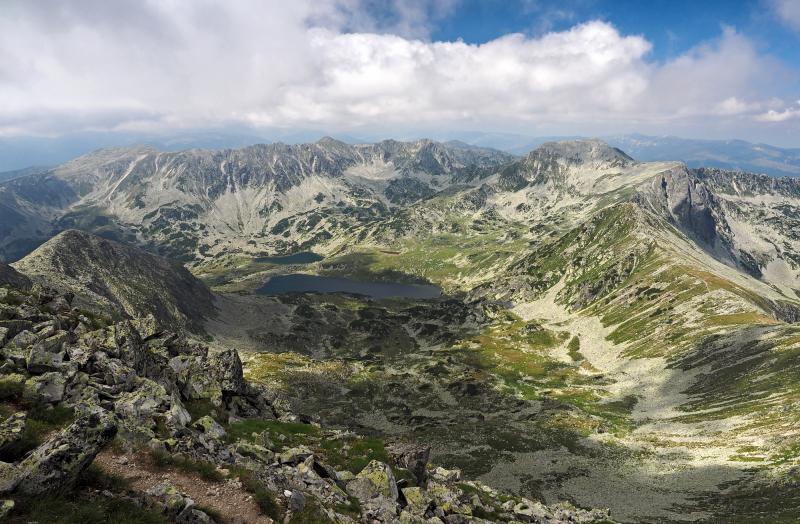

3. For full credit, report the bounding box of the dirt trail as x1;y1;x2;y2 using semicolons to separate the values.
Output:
94;449;274;524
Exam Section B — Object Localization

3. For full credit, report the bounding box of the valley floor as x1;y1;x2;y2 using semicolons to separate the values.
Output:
203;261;799;522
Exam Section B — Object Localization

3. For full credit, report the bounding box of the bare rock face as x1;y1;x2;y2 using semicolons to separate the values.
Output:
13;410;117;495
12;230;215;332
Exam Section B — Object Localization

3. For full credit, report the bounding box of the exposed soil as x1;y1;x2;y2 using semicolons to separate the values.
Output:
94;449;274;524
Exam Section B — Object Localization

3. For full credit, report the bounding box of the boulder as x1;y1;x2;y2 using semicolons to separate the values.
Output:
347;460;399;519
147;481;194;515
431;466;461;483
0;462;19;494
166;395;192;428
146;481;217;523
22;372;66;404
0;499;13;519
193;415;226;439
115;379;170;441
14;409;117;494
26;332;68;373
401;486;432;514
234;440;275;463
210;349;245;395
387;442;431;484
0;413;26;455
278;445;314;466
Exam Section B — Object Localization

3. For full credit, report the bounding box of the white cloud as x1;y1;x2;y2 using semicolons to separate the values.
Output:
771;0;800;31
0;1;796;138
757;101;800;122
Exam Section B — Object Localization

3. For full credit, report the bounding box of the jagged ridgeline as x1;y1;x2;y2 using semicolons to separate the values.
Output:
0;138;799;523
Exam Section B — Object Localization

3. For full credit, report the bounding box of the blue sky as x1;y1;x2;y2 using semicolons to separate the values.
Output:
430;0;798;63
1;0;799;149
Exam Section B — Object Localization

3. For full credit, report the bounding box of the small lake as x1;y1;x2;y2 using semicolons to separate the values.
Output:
255;252;324;265
257;274;442;299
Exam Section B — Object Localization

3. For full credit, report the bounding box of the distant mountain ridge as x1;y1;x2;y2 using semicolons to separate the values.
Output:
1;137;799;299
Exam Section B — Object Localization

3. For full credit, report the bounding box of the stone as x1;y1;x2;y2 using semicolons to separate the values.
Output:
178;508;216;524
0;412;27;454
147;481;194;515
133;314;163;340
0;462;20;494
22;372;66;404
234;440;275;463
194;415;226;439
210;349;245;395
115;379;169;426
347;460;399;519
512;498;561;522
278;445;314;465
15;410;117;494
26;332;68;373
0;499;14;519
166;395;192;428
387;442;431;484
431;466;461;483
402;486;431;514
288;490;307;512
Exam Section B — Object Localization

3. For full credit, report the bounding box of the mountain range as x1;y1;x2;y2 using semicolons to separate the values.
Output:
0;137;799;522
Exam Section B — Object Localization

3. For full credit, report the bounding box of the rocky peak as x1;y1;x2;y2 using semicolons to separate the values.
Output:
527;139;635;169
11;230;214;331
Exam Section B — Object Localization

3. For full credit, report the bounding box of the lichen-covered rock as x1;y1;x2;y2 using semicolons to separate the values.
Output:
431;466;461;483
209;349;245;395
234;440;275;463
401;486;431;514
0;498;14;519
194;415;226;439
278;445;314;465
26;331;68;373
22;372;66;404
147;481;193;514
115;379;169;426
347;460;399;520
0;462;19;494
0;413;26;454
166;394;192;428
387;442;431;484
14;410;117;494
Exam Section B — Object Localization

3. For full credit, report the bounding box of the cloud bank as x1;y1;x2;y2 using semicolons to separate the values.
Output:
0;0;797;140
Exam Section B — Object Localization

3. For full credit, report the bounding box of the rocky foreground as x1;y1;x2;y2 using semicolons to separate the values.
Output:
0;266;613;523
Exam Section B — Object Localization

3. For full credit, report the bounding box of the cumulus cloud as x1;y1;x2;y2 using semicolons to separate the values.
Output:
0;0;796;138
757;101;800;122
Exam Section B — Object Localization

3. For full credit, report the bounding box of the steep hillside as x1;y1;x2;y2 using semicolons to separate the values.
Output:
12;230;214;331
0;262;29;289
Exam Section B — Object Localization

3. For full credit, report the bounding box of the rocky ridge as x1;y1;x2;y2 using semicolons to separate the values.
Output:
12;230;215;332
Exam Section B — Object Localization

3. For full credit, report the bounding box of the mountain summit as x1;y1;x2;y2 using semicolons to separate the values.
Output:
12;229;214;330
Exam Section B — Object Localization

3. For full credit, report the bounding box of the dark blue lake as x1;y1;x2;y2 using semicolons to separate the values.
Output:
255;252;324;265
257;274;441;299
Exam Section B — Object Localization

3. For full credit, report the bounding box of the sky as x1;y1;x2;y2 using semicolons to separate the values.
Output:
1;0;799;149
